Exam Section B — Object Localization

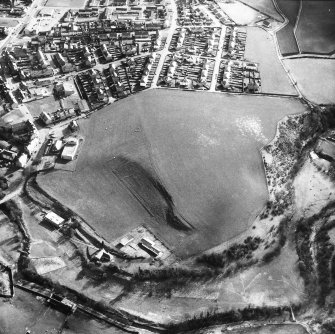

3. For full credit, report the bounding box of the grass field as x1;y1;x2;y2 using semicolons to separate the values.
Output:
38;90;306;257
244;27;296;95
218;2;264;25
295;1;335;54
45;0;87;8
283;58;335;104
240;0;283;22
0;19;19;28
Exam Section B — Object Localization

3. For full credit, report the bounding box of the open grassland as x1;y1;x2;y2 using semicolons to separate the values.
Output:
244;27;296;95
45;0;87;8
240;0;283;21
116;244;305;323
275;0;300;56
296;1;335;54
218;2;263;25
294;158;335;217
283;58;335;104
38;90;306;257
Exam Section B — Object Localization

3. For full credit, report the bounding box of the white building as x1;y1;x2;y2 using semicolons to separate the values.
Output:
44;211;65;228
61;137;79;161
16;153;28;168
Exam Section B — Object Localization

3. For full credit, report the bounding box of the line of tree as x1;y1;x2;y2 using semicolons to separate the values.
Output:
196;236;262;269
165;305;300;333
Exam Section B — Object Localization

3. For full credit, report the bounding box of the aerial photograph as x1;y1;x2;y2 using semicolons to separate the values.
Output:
0;0;334;333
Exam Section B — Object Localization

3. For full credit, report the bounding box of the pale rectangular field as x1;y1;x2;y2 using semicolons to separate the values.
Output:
239;0;283;21
38;90;306;257
45;0;87;8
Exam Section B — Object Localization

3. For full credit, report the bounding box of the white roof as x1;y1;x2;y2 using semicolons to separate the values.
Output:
45;211;64;226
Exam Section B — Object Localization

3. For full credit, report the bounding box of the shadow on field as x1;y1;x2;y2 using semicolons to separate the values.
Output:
110;156;194;231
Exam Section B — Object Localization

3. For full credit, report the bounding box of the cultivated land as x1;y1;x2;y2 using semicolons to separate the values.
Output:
240;0;283;22
295;1;335;54
45;0;88;8
275;0;300;56
244;27;296;95
283;58;335;104
38;90;306;257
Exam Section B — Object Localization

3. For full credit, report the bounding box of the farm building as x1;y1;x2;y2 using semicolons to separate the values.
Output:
61;137;79;160
44;211;65;228
139;237;161;257
48;293;77;314
116;235;134;249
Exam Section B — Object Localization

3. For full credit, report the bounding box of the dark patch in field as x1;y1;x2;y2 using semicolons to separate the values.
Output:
110;156;193;231
296;1;335;54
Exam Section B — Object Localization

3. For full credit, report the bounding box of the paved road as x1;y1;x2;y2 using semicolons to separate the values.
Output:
151;0;178;88
0;0;42;51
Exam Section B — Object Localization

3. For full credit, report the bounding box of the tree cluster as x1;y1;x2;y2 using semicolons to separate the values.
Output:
197;236;262;269
165;305;296;333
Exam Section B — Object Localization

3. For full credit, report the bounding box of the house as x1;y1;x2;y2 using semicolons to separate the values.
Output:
76;99;89;113
25;136;39;156
39;111;53;125
37;50;49;68
0;149;18;162
69;120;79;131
16;153;28;168
92;248;114;262
44;211;65;228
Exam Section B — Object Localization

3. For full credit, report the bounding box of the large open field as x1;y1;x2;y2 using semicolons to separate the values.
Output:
296;1;335;54
244;27;296;95
38;90;306;257
45;0;87;8
0;19;19;28
283;58;335;104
